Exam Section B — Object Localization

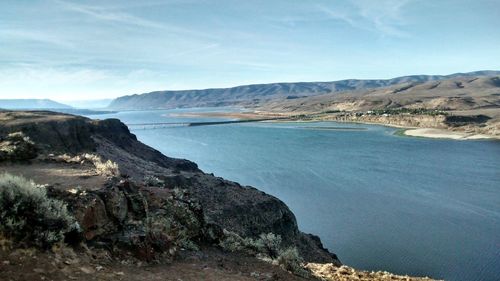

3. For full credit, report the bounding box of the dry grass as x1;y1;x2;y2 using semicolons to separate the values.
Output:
52;153;119;177
305;263;439;281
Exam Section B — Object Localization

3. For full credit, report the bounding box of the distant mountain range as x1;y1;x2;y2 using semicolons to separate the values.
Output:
108;70;500;110
0;99;72;110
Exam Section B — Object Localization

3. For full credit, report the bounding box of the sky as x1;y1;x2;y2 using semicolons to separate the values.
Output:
1;0;499;101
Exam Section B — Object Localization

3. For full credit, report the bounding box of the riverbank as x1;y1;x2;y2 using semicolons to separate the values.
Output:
170;110;500;141
402;128;497;140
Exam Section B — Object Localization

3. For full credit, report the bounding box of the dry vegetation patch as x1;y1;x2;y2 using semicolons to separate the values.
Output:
0;132;37;161
305;263;439;281
51;153;120;177
219;230;310;277
0;173;75;248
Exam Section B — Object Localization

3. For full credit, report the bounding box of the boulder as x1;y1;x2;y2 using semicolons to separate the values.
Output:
72;193;113;241
98;186;128;223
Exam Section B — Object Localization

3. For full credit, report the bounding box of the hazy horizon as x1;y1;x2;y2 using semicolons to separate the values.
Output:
1;0;500;100
0;69;499;104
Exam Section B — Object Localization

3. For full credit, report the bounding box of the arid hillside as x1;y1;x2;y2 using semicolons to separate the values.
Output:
107;71;500;110
259;76;500;113
255;76;500;138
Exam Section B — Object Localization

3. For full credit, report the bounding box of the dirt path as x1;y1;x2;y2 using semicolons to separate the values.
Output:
0;246;307;281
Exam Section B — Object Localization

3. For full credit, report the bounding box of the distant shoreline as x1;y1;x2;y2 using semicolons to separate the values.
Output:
323;120;499;140
170;111;500;141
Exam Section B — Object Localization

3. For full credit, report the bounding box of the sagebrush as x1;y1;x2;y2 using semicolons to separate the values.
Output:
0;173;75;248
219;230;309;277
219;230;281;257
144;175;165;187
277;247;309;277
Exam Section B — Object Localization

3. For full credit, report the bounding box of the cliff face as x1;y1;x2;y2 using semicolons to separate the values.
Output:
0;110;338;264
0;111;198;171
329;114;448;128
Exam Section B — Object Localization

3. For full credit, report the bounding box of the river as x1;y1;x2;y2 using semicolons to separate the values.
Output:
88;108;500;281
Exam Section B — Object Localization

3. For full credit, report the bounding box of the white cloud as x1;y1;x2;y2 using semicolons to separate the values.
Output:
319;0;413;38
0;29;73;48
317;5;367;31
351;0;412;37
53;0;214;39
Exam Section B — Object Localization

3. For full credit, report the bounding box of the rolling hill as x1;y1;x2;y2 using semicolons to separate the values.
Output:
259;76;500;113
108;70;500;110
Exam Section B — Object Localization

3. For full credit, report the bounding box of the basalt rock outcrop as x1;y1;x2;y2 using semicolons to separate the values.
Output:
0;110;340;264
0;111;197;171
46;179;205;262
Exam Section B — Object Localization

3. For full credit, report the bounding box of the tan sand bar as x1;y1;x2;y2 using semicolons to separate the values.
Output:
404;128;496;140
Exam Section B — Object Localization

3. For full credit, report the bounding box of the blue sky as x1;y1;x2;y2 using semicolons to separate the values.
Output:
1;0;499;100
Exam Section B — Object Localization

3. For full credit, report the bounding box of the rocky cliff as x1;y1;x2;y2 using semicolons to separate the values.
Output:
0;110;443;280
0;110;338;264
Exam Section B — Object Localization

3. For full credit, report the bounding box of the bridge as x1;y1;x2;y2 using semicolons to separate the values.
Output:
125;117;287;130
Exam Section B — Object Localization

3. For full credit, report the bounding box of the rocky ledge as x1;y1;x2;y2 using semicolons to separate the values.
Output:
0;110;337;263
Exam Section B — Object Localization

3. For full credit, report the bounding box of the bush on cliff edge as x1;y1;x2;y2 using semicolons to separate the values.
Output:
220;230;310;277
0;132;37;161
0;173;75;248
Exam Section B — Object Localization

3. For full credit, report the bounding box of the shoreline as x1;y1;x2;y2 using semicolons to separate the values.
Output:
402;128;497;140
329;120;499;140
170;111;499;141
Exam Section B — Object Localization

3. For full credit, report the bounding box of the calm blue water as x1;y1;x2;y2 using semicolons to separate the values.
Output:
89;109;500;281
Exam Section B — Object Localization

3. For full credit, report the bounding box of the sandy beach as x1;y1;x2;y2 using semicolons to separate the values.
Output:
403;128;497;140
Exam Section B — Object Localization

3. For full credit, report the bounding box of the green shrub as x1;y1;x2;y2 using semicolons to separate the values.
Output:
219;230;310;277
139;194;202;260
277;247;309;277
0;173;75;248
219;230;283;256
256;232;282;258
144;175;165;187
219;230;246;252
